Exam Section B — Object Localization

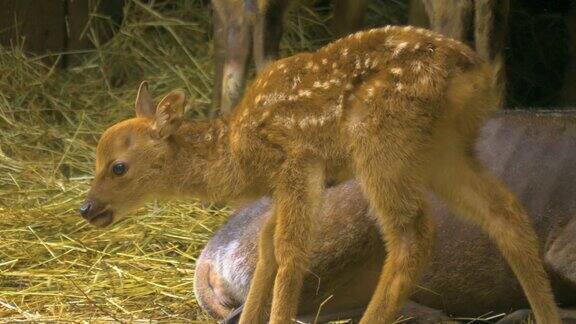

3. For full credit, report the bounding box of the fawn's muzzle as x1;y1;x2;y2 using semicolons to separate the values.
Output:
79;201;93;217
79;199;114;227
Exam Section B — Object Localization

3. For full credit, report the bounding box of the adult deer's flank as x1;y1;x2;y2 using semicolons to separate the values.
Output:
81;26;560;323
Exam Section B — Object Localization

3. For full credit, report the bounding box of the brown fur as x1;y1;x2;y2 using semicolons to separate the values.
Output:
211;0;366;115
419;0;509;105
213;0;509;116
83;27;559;323
195;111;576;322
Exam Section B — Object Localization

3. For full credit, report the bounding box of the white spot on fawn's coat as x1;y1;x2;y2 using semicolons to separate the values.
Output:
391;68;403;76
367;87;374;97
412;61;423;73
298;89;312;97
393;42;408;57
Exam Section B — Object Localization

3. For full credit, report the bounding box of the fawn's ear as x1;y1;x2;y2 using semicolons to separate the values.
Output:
154;89;186;139
135;81;156;118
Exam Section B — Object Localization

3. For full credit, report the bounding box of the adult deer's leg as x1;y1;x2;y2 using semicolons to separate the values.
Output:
474;0;510;66
330;0;369;37
429;138;561;324
423;0;474;42
408;0;430;29
474;0;509;107
211;8;226;115
211;0;252;116
253;0;291;72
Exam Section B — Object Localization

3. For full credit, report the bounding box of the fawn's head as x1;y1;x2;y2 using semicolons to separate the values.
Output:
80;82;188;227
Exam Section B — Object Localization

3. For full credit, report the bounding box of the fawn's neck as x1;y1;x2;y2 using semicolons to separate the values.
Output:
167;117;250;204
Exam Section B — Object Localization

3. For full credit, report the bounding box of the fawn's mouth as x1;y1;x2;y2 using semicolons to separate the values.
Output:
88;210;114;227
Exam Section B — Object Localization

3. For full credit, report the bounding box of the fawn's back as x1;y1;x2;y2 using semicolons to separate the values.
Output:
228;26;494;182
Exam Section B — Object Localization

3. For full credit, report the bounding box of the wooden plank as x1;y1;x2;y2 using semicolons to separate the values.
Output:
66;0;123;51
0;0;66;64
66;0;93;52
0;0;124;66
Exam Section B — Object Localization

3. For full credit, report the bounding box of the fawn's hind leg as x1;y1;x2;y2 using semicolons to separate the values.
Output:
349;122;437;323
429;141;561;324
355;165;436;324
239;212;278;324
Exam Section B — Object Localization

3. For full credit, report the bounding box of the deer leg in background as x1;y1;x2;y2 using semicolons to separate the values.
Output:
422;0;474;42
421;0;509;103
253;0;292;72
212;8;226;115
329;0;369;37
474;0;509;106
561;5;576;106
212;0;252;116
407;0;430;29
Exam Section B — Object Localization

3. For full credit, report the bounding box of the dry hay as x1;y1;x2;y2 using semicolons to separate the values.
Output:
0;0;407;322
0;1;223;322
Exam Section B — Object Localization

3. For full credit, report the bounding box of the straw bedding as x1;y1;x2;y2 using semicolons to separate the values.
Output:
0;0;407;322
0;2;220;321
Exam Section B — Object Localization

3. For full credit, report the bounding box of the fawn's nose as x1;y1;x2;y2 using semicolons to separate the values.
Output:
79;201;93;218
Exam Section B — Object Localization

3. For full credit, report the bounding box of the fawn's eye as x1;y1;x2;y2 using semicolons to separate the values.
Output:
112;162;127;176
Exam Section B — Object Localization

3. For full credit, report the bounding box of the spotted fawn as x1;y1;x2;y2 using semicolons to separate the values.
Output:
82;26;559;323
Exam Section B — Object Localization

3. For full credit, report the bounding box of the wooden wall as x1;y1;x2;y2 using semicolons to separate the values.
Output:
0;0;124;66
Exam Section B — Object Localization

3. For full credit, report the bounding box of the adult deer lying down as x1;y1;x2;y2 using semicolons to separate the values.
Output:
194;110;576;323
80;27;560;323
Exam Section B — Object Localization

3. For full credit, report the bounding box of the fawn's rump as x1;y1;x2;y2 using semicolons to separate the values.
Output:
340;59;498;181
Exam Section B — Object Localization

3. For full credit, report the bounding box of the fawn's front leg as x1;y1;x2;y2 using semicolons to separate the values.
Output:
241;158;324;324
271;172;324;323
271;160;324;323
240;211;278;323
